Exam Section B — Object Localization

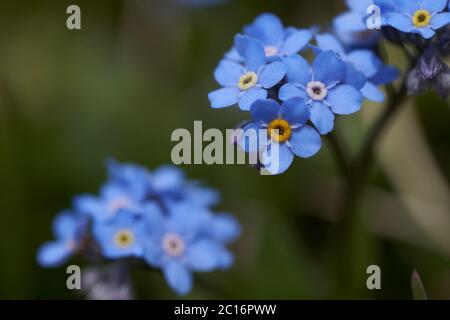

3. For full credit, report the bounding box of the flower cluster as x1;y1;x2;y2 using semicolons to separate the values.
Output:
37;160;240;296
208;13;399;174
335;0;450;97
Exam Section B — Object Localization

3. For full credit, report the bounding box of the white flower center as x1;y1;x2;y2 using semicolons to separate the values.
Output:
162;233;185;257
264;46;278;57
107;197;132;214
238;72;258;90
306;81;328;101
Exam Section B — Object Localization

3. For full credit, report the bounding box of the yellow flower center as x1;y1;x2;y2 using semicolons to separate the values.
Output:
114;229;135;248
238;72;258;90
267;119;292;143
412;10;431;27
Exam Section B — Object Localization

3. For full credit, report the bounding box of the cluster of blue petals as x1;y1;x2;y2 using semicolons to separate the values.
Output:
37;160;240;296
209;12;401;174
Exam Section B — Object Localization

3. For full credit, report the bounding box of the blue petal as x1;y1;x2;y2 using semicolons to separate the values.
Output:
37;241;72;267
186;240;219;272
283;54;311;86
315;33;346;58
208;87;240;109
289;125;322;158
224;47;243;63
279;29;312;55
309;102;335;135
313;51;346;85
345;62;367;90
211;214;241;243
73;195;102;218
386;12;414;33
397;0;421;14
423;0;447;13
237;121;263;153
280;98;310;126
417;27;435;39
152;165;184;192
52;211;78;240
250;99;280;125
238;87;267;111
259;61;286;88
361;82;384;102
239;36;266;72
261;142;294;175
327;84;363;115
244;13;284;46
163;262;193;296
431;13;450;30
216;248;234;270
144;240;164;268
346;50;382;78
334;11;366;34
279;83;306;101
214;60;244;86
370;65;399;84
185;185;220;207
347;0;373;12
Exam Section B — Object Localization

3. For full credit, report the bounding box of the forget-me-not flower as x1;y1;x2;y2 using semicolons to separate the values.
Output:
315;33;399;102
93;210;147;259
385;0;450;39
106;160;220;208
144;202;238;295
238;98;321;175
37;211;87;267
333;0;382;48
279;51;364;135
242;13;312;59
209;37;286;110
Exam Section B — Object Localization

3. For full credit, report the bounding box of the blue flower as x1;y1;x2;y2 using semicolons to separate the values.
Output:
279;51;364;135
242;13;312;59
144;202;238;295
106;159;220;208
209;37;286;110
238;98;321;175
37;211;87;267
385;0;450;39
333;0;381;48
315;33;399;102
74;183;144;223
93;210;148;259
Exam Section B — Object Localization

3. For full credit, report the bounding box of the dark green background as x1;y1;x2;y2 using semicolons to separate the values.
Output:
0;0;449;299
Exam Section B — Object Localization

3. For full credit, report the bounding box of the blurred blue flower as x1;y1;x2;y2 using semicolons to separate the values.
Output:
315;33;399;102
93;210;147;259
385;0;450;39
209;36;286;110
144;202;239;295
106;159;220;208
37;211;87;267
279;51;364;135
38;160;240;297
74;183;143;223
238;98;321;175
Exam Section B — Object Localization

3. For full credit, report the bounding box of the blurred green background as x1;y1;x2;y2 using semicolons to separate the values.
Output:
0;0;449;299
